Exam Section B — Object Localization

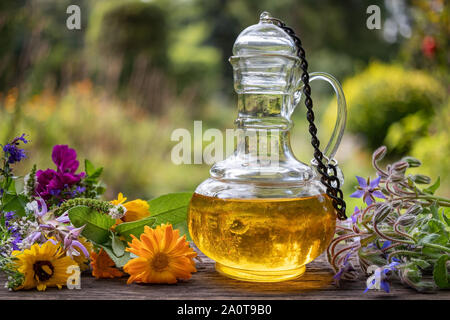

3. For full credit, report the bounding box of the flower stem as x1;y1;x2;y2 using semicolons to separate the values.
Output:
422;242;450;253
396;195;450;207
387;250;422;263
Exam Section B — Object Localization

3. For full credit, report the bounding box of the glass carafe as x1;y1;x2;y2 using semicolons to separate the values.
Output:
188;12;347;282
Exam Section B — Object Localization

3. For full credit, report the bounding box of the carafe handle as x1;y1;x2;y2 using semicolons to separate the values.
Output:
292;72;347;160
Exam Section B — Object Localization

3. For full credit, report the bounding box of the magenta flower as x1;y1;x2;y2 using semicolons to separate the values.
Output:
35;145;85;201
350;176;386;205
52;145;80;174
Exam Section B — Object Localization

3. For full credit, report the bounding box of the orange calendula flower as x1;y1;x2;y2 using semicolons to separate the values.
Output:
111;193;150;224
123;224;197;284
90;249;125;279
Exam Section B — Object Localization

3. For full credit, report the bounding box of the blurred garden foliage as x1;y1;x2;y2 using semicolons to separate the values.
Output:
324;62;446;152
0;0;448;202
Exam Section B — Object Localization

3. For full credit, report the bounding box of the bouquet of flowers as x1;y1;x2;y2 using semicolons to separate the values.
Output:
0;134;196;291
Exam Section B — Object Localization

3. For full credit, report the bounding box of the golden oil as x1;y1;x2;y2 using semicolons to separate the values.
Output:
188;193;336;282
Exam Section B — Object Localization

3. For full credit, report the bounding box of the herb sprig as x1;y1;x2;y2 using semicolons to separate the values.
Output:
329;146;450;292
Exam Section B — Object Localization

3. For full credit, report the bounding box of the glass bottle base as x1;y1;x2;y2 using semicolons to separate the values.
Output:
215;263;306;282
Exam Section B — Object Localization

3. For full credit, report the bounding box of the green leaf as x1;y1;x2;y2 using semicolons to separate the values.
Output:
410;258;431;269
403;265;421;282
111;232;126;257
4;177;15;193
115;216;156;242
85;159;95;175
68;205;115;244
444;212;450;227
423;177;440;195
84;159;103;181
148;192;193;215
425;218;449;245
358;248;387;266
88;168;103;181
422;247;443;259
1;192;27;216
148;192;193;239
97;242;131;268
173;221;192;241
418;233;440;245
433;254;450;289
359;234;377;247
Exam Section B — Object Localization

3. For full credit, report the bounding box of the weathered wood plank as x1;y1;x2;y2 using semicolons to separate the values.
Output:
1;249;448;300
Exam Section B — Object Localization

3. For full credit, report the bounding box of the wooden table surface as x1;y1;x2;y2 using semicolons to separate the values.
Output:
1;247;449;300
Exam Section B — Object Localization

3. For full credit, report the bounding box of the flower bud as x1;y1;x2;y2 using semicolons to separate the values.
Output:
372;146;387;162
402;156;422;168
391;200;403;208
411;174;431;184
392;161;409;173
389;172;405;183
396;214;415;226
405;204;423;216
373;203;392;223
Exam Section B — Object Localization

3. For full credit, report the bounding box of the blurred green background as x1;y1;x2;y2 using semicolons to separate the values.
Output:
0;0;448;210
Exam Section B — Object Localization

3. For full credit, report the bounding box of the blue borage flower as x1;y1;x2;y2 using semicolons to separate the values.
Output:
351;206;362;224
333;249;356;285
364;261;400;293
350;175;386;205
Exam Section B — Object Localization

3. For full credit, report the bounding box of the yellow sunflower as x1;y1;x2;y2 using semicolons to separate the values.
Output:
111;193;150;224
124;224;197;284
12;241;76;291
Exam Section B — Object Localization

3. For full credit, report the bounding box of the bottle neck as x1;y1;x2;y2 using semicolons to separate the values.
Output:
234;94;296;162
235;94;293;130
208;93;313;183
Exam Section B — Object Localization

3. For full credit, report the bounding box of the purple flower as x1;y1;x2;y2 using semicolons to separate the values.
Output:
380;240;392;250
350;176;386;205
351;207;362;224
333;249;356;284
4;211;23;250
364;261;400;293
26;198;48;218
24;231;43;244
52;145;80;174
2;134;28;164
4;211;16;223
35;145;85;201
71;186;86;197
63;226;89;259
56;212;70;224
11;235;22;250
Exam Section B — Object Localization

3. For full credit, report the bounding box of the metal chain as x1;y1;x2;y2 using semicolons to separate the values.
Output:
271;19;347;220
